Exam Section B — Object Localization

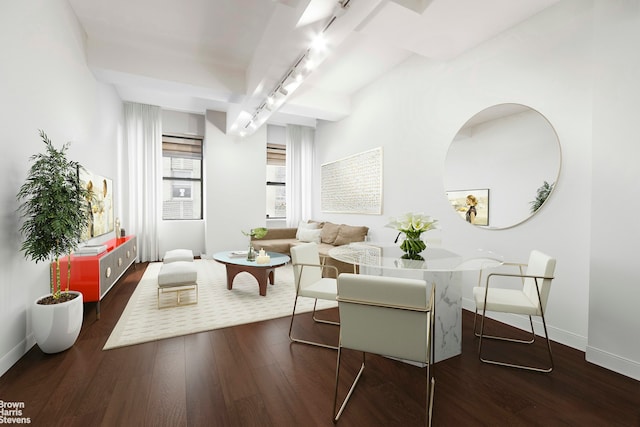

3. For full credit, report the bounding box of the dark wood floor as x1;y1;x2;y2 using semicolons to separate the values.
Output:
1;263;639;426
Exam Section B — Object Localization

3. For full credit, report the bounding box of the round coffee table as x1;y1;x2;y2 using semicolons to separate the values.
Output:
213;251;290;296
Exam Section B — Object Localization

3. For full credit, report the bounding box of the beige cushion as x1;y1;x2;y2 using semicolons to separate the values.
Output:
315;243;335;257
300;277;338;300
158;261;197;287
320;222;340;244
254;227;296;240
163;249;194;263
296;220;320;240
252;239;296;254
473;287;539;315
333;225;369;246
298;228;322;243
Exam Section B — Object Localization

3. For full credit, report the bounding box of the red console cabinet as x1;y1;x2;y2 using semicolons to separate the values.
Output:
52;235;137;318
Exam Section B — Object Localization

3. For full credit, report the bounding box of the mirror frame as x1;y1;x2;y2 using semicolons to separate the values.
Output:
444;103;561;230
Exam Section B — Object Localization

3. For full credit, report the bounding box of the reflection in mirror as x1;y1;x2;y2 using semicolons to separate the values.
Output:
444;104;561;229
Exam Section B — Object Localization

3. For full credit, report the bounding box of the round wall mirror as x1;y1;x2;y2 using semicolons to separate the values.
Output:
444;104;561;229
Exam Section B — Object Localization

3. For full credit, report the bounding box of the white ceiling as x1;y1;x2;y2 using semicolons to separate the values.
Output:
68;0;560;134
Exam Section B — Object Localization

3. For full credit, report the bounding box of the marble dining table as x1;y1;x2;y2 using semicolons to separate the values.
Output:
329;242;503;363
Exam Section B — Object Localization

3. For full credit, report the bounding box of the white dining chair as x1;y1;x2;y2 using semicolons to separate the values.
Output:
333;273;436;425
289;242;340;350
473;249;556;372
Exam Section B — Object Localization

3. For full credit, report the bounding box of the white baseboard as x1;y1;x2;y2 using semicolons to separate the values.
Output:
0;334;36;378
463;299;640;381
461;297;587;351
586;346;640;381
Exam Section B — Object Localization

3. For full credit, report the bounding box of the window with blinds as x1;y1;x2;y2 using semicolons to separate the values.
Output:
266;143;286;219
162;135;203;220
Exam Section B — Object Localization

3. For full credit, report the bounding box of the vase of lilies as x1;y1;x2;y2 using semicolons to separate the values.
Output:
386;212;438;260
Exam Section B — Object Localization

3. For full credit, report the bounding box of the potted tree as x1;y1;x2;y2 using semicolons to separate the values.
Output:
17;130;92;353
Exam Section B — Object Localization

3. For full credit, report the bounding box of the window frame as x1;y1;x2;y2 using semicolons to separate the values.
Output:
162;134;204;220
266;142;286;220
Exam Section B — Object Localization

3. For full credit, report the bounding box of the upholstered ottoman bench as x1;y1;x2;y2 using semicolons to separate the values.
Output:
163;249;194;263
157;261;198;309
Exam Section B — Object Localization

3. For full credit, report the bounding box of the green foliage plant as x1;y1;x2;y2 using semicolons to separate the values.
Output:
530;181;555;214
17;130;92;302
242;227;268;239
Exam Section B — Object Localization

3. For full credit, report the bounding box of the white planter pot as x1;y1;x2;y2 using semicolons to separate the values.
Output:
32;291;83;353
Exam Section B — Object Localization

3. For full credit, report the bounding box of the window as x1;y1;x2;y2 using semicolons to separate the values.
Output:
162;135;203;220
266;143;286;219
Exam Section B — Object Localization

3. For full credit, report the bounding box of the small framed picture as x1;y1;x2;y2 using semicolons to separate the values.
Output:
446;189;489;226
172;183;192;199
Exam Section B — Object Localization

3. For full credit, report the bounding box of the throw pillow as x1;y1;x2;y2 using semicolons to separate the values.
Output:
297;228;322;244
320;222;340;244
333;225;369;246
308;219;325;228
296;220;320;240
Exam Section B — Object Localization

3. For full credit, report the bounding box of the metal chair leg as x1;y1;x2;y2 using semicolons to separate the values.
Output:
427;377;435;427
289;297;338;350
333;351;366;423
477;308;554;373
334;349;435;425
474;309;535;344
312;298;340;325
427;286;436;426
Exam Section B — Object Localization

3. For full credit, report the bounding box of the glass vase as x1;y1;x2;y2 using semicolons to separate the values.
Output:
247;244;256;261
399;234;426;260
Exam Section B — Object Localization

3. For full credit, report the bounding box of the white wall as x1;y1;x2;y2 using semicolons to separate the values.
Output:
0;0;123;376
315;0;598;366
163;109;206;136
159;110;206;257
587;1;640;380
204;111;268;255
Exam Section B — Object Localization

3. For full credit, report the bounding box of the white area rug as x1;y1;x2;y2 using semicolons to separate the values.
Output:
103;259;337;350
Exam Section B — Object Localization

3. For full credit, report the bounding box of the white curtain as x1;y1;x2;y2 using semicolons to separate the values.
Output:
285;125;315;227
123;102;162;262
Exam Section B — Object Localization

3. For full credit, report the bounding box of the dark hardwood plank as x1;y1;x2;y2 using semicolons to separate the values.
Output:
1;262;639;426
101;372;153;426
184;332;229;427
100;344;157;426
212;327;262;404
251;361;317;426
145;337;187;426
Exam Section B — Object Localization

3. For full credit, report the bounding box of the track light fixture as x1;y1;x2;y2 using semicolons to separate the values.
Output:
310;34;327;51
235;0;352;136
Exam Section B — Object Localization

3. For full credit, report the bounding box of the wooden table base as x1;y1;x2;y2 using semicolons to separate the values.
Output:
224;263;277;296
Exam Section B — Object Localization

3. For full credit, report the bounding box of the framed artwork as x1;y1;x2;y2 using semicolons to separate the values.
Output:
321;147;382;214
79;168;114;241
446;189;489;226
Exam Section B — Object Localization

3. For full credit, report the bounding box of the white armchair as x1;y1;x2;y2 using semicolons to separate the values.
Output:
473;250;556;372
289;242;340;350
333;273;435;425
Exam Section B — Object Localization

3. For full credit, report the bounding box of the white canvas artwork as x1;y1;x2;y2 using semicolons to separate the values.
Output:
321;147;382;214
